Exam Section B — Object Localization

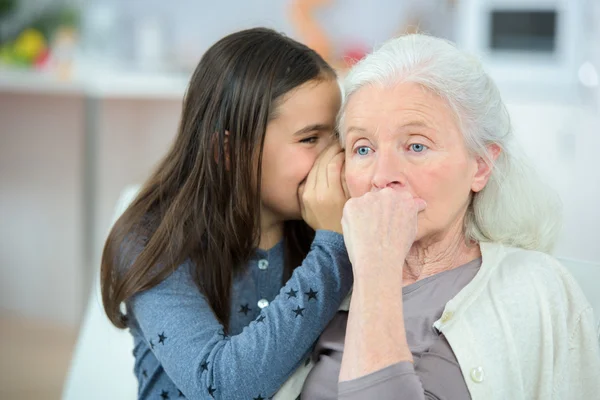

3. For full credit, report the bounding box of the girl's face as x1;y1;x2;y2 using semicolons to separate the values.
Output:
260;78;341;222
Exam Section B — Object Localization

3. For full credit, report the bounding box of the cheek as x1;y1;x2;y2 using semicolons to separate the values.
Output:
406;167;436;200
344;163;371;197
409;160;473;209
285;149;318;183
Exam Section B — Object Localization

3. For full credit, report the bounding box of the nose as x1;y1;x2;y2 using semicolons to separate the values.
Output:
371;149;407;191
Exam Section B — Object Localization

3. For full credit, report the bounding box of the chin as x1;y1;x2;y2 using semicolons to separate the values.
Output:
413;228;429;243
284;210;303;221
272;206;302;222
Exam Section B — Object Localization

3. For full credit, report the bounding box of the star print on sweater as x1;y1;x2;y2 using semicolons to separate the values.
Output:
285;288;298;299
292;306;305;318
158;332;167;345
208;385;216;397
305;288;318;301
200;360;209;372
160;390;169;399
239;303;251;315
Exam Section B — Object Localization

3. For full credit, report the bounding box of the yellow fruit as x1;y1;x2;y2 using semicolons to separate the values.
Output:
14;28;47;61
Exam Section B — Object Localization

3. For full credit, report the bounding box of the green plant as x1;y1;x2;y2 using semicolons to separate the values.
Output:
0;0;17;19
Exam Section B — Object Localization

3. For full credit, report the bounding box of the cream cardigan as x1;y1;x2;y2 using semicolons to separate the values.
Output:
274;241;600;399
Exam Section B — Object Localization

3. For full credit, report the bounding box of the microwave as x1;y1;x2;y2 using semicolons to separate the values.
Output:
455;0;587;97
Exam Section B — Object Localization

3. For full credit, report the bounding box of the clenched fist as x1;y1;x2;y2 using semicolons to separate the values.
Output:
342;187;426;276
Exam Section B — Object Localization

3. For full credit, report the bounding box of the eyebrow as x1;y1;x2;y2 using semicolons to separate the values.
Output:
293;123;333;136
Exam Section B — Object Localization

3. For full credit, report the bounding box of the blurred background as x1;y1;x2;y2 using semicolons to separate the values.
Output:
1;0;599;398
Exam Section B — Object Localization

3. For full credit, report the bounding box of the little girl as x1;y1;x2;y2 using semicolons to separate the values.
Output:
101;27;351;399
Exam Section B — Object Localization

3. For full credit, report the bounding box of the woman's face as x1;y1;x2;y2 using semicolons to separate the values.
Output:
260;78;341;222
342;82;493;243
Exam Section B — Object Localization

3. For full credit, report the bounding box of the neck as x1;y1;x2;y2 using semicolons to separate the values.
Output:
258;207;284;250
403;216;480;285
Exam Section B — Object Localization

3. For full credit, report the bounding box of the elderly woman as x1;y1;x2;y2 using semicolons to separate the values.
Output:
299;34;600;399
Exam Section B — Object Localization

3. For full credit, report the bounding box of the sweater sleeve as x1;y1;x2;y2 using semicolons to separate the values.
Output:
338;335;470;400
128;230;352;400
553;306;600;398
338;362;426;400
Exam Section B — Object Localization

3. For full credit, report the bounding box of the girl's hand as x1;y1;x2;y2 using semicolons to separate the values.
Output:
298;143;347;234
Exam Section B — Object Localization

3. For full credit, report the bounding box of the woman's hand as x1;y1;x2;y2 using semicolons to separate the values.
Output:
342;187;426;276
299;142;348;234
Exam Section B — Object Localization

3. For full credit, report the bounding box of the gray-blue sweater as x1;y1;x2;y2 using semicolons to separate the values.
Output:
126;230;352;399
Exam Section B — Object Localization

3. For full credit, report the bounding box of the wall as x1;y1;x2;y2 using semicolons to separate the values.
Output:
0;93;182;327
507;100;600;262
0;93;85;326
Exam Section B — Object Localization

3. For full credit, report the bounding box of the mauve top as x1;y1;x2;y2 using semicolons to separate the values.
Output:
302;258;482;400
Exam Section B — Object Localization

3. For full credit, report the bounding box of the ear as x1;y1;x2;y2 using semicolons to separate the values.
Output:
471;144;501;193
212;130;231;169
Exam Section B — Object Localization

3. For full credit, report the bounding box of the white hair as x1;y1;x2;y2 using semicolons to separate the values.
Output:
339;34;562;253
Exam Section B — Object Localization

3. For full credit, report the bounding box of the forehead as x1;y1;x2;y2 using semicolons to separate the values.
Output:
274;79;340;122
341;82;456;134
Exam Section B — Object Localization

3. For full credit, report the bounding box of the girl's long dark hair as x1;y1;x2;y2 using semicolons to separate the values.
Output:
101;28;335;331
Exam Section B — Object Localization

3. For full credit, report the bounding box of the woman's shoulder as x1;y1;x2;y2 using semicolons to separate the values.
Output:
482;241;566;278
489;243;568;279
481;242;591;316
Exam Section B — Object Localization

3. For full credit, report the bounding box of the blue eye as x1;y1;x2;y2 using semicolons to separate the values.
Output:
356;146;371;156
410;143;427;153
